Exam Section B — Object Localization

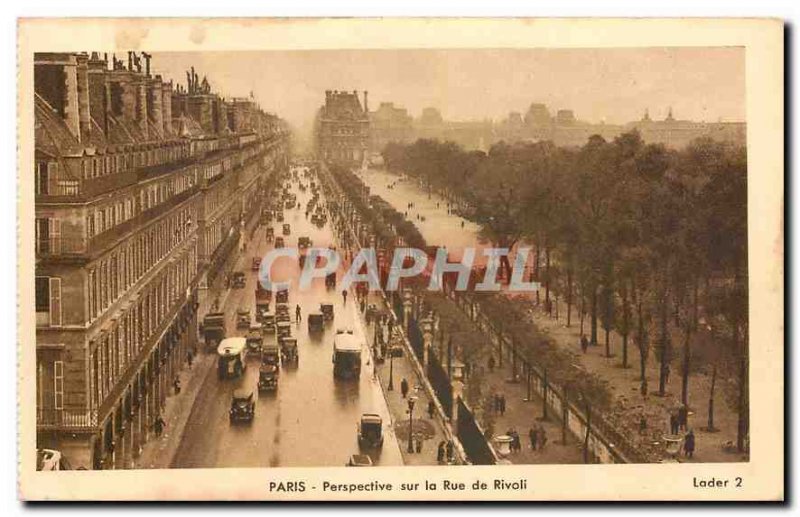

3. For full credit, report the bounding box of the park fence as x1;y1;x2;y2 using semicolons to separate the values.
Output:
444;285;649;464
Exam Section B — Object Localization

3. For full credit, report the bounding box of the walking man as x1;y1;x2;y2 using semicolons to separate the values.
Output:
670;412;679;435
580;334;589;354
684;429;696;459
295;304;302;323
499;393;506;416
437;441;446;464
342;289;348;306
539;425;548;450
529;427;538;450
678;404;688;432
400;377;409;399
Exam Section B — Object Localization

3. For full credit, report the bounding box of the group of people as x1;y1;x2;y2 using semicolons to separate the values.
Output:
528;424;548;451
436;440;456;464
490;392;507;416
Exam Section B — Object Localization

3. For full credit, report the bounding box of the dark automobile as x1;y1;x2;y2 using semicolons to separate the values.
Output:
229;389;256;423
358;413;384;449
308;312;324;333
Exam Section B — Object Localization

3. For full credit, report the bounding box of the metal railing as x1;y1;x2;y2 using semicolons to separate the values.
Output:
37;407;98;429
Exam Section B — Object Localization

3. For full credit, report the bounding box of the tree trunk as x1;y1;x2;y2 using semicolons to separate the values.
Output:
707;364;717;431
590;287;598;346
541;369;549;420
680;325;692;406
637;299;647;382
545;247;551;309
566;268;573;327
658;287;670;397
579;290;586;335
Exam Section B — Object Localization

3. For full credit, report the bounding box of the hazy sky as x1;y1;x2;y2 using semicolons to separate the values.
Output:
151;48;745;138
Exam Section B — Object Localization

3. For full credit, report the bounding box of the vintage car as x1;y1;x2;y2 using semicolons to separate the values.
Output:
261;313;276;334
258;364;279;391
246;324;263;351
201;312;226;349
229;388;256;423
276;212;284;223
276;321;292;340
236;308;251;329
274;236;285;249
346;454;373;467
282;223;291;236
320;303;334;321
231;271;246;289
275;302;290;322
276;289;289;304
261;341;281;366
265;227;275;242
252;256;262;271
358;413;384;449
307;312;324;333
298;236;312;249
280;337;299;364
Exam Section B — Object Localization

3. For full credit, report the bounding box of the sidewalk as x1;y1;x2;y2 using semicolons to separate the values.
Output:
363;292;449;466
478;355;584;464
133;247;241;469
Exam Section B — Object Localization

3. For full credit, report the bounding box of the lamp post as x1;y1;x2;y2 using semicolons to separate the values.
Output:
407;396;417;453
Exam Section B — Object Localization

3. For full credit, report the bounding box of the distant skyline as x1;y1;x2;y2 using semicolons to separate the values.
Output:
151;48;745;139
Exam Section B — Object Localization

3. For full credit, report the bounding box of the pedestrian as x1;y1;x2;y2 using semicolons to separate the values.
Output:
437;441;446;464
461;220;465;228
488;355;496;372
499;393;506;416
539;426;548;450
665;364;671;385
342;289;348;305
400;377;409;398
187;349;194;369
529;427;538;450
173;376;181;395
669;412;679;435
678;404;688;432
428;400;435;419
446;440;454;463
415;436;423;453
684;429;696;459
493;393;500;414
295;304;302;322
511;430;521;453
580;334;589;354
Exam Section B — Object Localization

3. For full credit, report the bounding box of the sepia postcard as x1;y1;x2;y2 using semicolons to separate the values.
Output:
17;17;784;501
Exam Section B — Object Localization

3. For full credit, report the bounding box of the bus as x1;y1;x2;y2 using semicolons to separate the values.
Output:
333;330;362;379
217;337;248;379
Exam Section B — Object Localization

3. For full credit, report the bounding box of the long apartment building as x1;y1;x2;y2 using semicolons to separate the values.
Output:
33;51;290;469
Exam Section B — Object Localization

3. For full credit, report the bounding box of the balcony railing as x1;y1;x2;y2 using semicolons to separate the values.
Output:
35;237;88;256
37;407;98;429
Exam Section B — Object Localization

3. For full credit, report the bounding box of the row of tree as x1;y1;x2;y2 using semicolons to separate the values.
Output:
382;132;749;452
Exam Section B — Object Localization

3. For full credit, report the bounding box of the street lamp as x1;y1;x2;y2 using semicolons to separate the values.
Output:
407;396;417;453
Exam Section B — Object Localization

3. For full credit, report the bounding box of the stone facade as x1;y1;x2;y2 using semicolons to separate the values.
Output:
314;90;370;165
33;51;290;469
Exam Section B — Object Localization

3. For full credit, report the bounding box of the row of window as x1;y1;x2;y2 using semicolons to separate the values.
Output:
34;133;262;197
88;246;198;412
86;206;195;325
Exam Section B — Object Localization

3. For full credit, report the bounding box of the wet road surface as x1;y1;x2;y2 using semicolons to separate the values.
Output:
172;168;403;468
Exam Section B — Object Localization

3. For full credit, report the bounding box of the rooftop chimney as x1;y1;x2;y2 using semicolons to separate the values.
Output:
364;90;368;113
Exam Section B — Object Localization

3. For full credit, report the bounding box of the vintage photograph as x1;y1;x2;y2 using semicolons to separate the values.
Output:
18;18;783;501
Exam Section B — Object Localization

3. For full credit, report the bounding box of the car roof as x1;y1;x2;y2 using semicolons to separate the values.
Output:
361;413;382;424
217;337;246;355
233;388;253;399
